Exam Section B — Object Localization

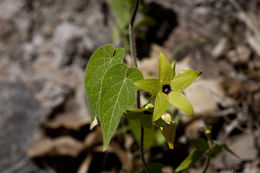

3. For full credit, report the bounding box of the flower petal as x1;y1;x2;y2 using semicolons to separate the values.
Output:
135;79;159;95
159;52;174;84
171;70;201;92
169;91;194;116
153;92;169;121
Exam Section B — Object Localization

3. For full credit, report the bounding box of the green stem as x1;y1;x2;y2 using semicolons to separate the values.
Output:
129;0;139;67
129;0;151;172
202;131;213;173
202;155;211;173
140;126;152;173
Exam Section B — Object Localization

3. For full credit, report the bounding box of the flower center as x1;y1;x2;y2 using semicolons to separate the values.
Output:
162;85;172;95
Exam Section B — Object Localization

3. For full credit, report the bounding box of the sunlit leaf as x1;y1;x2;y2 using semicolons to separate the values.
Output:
169;92;194;116
175;149;205;172
135;79;160;95
159;52;174;84
100;63;143;150
171;70;201;92
85;45;124;123
153;92;169;121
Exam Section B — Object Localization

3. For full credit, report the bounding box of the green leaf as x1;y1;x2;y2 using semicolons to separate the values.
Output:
190;138;209;151
222;144;239;158
175;149;205;172
124;105;153;129
210;143;238;158
169;91;194;116
171;70;201;92
159;52;174;84
128;119;156;148
124;108;146;120
141;163;164;173
100;63;143;150
153;92;169;121
140;113;153;129
209;144;223;158
84;44;124;123
109;0;131;29
135;79;160;95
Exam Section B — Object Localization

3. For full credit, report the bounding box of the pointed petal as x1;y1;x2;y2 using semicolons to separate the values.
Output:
169;92;194;116
159;52;174;84
153;92;169;121
135;79;159;95
171;70;201;92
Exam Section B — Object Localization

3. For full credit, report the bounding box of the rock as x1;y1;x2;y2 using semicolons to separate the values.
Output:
28;136;84;158
226;45;251;64
212;37;229;59
0;80;45;173
243;160;260;173
212;132;259;170
252;91;260;114
185;78;233;116
138;44;172;77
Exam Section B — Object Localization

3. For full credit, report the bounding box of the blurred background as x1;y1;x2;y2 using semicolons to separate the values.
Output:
0;0;259;172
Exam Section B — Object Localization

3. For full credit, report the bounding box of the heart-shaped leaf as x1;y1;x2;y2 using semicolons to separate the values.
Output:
100;63;143;150
84;45;124;123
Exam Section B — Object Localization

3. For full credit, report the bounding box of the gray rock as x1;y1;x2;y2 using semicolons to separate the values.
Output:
212;132;259;170
0;80;45;173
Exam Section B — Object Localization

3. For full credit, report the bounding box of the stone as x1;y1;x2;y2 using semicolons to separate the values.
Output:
212;132;259;170
0;80;45;173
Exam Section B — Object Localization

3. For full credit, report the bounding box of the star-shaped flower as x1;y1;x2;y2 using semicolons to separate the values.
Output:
136;52;201;121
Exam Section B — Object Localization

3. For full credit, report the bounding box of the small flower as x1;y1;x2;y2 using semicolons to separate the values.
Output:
136;52;201;121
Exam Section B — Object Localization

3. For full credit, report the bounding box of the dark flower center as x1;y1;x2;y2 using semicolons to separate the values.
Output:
162;84;172;95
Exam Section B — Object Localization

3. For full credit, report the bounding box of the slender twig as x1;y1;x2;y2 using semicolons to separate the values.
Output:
140;126;151;173
202;156;211;173
129;0;151;172
202;130;213;173
129;0;139;67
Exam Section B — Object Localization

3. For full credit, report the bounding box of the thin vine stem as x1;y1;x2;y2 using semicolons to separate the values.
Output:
129;0;139;67
129;0;151;172
202;156;211;173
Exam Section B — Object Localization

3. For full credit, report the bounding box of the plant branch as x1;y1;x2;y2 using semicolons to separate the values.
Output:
129;0;139;67
129;1;151;172
202;155;211;173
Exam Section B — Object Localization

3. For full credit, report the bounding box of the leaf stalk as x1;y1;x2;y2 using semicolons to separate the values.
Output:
129;0;151;172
